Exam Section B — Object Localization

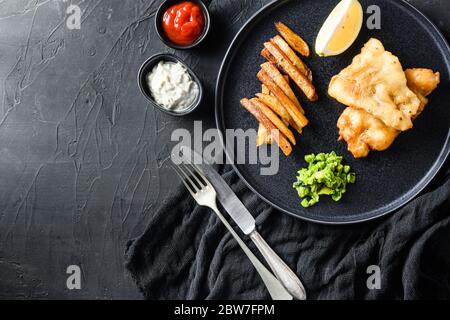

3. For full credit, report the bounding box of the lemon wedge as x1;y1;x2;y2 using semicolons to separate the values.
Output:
315;0;363;57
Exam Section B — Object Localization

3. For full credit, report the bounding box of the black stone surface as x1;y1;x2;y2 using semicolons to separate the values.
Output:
0;0;448;299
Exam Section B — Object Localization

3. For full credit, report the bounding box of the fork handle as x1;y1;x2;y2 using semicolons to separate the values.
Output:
209;204;292;300
249;230;306;300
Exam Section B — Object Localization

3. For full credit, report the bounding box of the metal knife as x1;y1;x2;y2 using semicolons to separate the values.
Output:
179;146;307;300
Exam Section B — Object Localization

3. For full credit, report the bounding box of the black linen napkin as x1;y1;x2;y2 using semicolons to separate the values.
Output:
125;162;450;299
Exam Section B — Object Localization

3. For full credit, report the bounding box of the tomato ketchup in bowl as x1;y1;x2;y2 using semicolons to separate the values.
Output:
155;0;210;49
163;2;204;46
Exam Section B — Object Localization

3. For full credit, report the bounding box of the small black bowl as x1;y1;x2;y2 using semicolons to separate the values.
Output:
155;0;211;50
137;53;203;116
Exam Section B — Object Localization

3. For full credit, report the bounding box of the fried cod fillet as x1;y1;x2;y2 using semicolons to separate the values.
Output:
329;38;422;131
405;68;441;117
337;108;399;158
337;68;440;158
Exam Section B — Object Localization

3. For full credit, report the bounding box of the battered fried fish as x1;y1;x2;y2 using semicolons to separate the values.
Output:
337;108;399;158
329;38;422;131
405;68;441;116
337;68;440;158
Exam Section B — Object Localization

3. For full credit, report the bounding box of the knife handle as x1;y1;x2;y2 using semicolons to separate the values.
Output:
208;204;293;300
249;230;306;300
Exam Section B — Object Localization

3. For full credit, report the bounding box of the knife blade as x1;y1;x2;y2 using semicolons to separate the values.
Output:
179;146;256;235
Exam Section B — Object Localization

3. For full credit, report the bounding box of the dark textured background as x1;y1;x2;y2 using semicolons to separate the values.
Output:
0;0;448;299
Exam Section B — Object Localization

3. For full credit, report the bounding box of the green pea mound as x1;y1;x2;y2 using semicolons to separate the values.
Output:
293;151;356;208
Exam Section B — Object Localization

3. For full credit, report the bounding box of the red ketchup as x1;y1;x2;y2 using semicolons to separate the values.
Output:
162;2;205;46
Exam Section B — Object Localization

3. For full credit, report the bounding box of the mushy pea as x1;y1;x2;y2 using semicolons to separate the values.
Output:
293;151;356;208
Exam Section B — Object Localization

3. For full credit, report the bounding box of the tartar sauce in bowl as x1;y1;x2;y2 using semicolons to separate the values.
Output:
147;61;199;112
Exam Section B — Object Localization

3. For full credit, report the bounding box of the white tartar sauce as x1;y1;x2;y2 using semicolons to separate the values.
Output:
147;61;199;112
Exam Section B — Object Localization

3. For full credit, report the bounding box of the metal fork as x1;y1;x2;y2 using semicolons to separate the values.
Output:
172;162;293;300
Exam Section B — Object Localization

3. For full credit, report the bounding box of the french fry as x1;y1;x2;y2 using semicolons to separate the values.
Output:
271;35;312;81
240;98;292;156
275;22;310;57
262;48;297;77
258;85;273;145
262;49;296;86
261;47;276;64
262;48;308;81
263;74;286;97
256;93;291;122
260;62;303;113
255;93;303;134
257;124;272;146
257;70;309;129
250;98;296;145
259;84;275;145
263;48;306;82
290;121;303;134
264;41;317;101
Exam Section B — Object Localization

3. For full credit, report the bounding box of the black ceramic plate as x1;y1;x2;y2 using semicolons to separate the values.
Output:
215;0;450;224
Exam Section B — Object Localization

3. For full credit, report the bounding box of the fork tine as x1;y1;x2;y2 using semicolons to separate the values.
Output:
177;164;200;193
181;163;205;189
171;164;196;195
190;163;211;188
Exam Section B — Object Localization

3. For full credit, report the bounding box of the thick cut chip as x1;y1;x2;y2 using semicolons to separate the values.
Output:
250;98;296;145
275;22;310;57
260;62;303;111
270;35;312;81
257;70;309;129
241;98;292;156
264;41;317;101
329;38;421;131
